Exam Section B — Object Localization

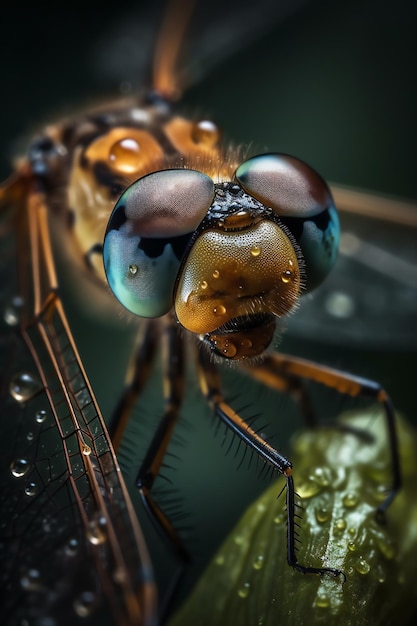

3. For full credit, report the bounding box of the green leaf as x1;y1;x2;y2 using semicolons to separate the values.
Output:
170;409;417;626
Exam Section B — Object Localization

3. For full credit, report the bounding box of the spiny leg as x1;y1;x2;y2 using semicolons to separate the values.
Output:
196;347;344;578
241;355;317;428
134;316;191;617
244;351;401;521
108;319;159;450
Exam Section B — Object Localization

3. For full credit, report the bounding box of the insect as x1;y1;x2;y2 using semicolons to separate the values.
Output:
0;1;416;619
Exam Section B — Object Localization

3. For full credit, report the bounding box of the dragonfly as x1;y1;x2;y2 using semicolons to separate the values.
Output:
1;1;416;625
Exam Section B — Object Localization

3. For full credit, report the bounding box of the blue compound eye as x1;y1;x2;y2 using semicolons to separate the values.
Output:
235;153;340;291
103;168;215;317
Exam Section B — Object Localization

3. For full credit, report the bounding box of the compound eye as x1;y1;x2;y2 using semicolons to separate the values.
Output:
235;153;332;218
103;169;214;317
236;153;339;292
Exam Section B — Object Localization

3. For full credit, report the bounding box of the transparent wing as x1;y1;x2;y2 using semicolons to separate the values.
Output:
0;177;156;626
287;186;417;349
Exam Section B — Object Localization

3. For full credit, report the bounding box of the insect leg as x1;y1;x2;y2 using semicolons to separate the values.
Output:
249;352;401;522
240;355;317;428
196;348;344;579
109;319;159;450
135;316;191;615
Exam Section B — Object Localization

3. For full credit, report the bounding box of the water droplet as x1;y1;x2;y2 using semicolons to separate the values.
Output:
9;372;41;403
200;280;208;290
253;555;264;570
86;516;107;545
213;304;226;316
25;482;37;497
273;514;284;525
65;538;79;557
113;567;128;584
26;431;34;441
108;138;142;174
281;269;292;283
314;594;330;609
374;484;389;503
222;340;237;358
240;338;253;349
82;444;92;456
35;409;47;424
377;537;395;560
73;590;97;617
212;269;220;279
10;458;30;478
356;557;370;575
4;296;24;326
21;568;41;591
215;555;225;566
237;582;250;598
325;291;355;319
250;245;261;257
191;119;220;147
348;541;357;552
234;535;244;546
128;264;138;276
315;506;329;523
335;518;346;532
343;493;358;508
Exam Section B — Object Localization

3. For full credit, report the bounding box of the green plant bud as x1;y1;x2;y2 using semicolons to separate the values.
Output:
170;409;417;626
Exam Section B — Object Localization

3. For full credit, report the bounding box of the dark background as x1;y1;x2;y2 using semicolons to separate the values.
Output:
1;0;416;613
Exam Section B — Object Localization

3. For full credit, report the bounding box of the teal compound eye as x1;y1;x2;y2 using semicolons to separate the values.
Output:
235;153;340;292
103;168;215;317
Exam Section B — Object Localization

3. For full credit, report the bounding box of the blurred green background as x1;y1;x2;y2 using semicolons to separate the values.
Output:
1;0;416;615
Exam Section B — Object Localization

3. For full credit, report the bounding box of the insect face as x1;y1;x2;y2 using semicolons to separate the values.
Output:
103;152;339;360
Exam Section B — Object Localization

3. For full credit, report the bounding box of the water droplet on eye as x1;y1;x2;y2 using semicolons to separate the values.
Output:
65;538;79;557
240;338;253;349
10;458;30;478
9;372;41;403
108;138;142;174
35;409;47;424
253;555;264;570
281;269;292;283
213;304;226;316
25;482;37;497
73;590;97;617
356;556;370;575
128;264;138;276
222;340;237;358
82;444;92;456
237;582;250;598
250;245;261;257
200;280;208;290
191;119;220;146
21;568;41;591
342;493;358;508
212;269;220;279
